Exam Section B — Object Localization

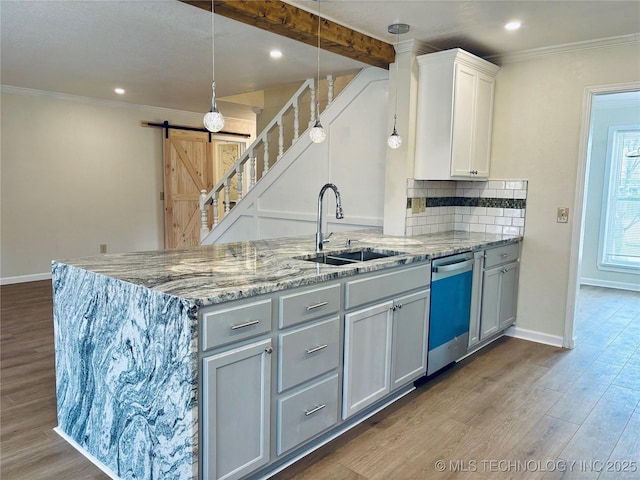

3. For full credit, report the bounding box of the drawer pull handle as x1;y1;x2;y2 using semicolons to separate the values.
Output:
306;301;328;311
501;253;509;258
306;344;328;355
231;319;260;330
304;404;326;416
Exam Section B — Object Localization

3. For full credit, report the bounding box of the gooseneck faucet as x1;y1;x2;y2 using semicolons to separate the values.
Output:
316;183;344;253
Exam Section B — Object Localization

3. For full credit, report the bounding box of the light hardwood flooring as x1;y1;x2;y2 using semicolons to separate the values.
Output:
1;282;638;479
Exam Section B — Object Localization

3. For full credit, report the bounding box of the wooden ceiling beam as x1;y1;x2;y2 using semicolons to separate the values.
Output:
180;0;394;69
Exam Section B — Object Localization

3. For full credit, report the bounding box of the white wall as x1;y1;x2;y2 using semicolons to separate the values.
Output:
205;68;388;244
581;95;640;290
490;42;640;340
0;88;253;282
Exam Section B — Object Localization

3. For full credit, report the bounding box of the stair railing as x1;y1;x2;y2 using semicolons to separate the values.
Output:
199;76;334;241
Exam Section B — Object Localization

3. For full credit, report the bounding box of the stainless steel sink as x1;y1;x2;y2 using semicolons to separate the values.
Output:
296;248;406;266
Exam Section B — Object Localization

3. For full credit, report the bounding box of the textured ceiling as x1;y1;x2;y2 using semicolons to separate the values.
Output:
1;1;638;114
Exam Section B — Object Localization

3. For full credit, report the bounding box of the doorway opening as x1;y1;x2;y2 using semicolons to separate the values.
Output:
566;84;640;348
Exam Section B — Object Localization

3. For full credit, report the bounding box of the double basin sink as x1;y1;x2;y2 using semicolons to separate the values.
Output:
296;248;406;266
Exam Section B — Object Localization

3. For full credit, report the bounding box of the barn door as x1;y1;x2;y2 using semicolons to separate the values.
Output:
163;129;213;249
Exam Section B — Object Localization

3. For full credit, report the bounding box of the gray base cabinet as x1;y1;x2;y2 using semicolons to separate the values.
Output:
469;242;521;347
391;289;430;389
202;339;272;480
342;301;394;419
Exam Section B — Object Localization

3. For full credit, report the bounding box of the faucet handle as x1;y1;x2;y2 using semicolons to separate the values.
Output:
322;232;333;245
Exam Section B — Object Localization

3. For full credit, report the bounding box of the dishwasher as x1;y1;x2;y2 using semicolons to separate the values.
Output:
427;252;474;375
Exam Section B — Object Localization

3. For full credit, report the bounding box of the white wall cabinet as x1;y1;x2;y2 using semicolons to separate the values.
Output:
202;339;272;480
414;48;500;180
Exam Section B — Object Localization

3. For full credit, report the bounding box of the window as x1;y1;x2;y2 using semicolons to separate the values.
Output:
599;125;640;272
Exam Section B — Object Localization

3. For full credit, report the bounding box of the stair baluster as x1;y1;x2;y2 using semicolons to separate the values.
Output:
199;76;346;242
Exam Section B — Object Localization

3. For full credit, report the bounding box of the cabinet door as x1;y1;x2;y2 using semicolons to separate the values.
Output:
203;339;272;480
471;72;495;178
343;301;393;419
391;289;430;389
480;267;501;340
498;263;519;330
450;63;476;177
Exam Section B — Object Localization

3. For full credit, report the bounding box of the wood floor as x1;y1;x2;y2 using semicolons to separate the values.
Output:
1;282;638;479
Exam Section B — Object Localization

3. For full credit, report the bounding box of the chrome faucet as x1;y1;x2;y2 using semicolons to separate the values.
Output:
316;183;344;253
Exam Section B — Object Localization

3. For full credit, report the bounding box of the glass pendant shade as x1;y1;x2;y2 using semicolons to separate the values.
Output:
387;129;402;149
204;106;224;132
309;118;326;143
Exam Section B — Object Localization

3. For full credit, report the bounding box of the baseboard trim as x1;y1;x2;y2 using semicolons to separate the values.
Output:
504;325;564;348
1;272;52;285
580;277;640;292
53;427;121;480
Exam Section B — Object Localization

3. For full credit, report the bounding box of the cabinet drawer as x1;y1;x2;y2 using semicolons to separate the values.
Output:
279;283;340;328
344;264;430;310
201;299;272;351
277;374;339;455
483;242;520;269
278;317;339;392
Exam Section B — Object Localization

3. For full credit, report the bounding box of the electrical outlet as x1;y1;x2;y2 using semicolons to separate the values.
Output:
160;191;164;201
557;207;569;223
420;197;427;212
100;244;107;253
411;198;420;214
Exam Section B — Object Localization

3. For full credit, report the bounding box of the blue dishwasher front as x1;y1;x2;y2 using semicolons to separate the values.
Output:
427;252;473;375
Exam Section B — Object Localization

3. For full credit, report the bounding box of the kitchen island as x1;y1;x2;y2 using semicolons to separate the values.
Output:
52;230;521;480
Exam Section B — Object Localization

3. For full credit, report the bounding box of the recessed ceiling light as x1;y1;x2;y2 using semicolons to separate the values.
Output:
114;88;125;95
270;50;283;59
505;21;522;31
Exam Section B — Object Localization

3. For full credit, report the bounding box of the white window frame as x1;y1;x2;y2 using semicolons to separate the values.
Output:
598;124;640;273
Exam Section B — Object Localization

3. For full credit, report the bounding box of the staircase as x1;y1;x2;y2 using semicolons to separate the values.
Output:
199;75;337;241
199;66;390;245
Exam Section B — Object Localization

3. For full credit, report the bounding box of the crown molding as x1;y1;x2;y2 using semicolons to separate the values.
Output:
489;33;640;65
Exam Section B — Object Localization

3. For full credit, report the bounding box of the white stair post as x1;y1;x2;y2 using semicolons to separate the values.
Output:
277;119;284;159
224;179;231;214
310;83;316;127
213;196;219;226
293;99;300;139
263;139;270;175
327;75;334;105
236;166;243;201
199;190;209;241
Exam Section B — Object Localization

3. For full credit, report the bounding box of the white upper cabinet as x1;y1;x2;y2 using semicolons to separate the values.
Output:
414;49;500;180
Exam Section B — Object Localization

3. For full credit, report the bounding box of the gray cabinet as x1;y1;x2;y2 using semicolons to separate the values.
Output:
202;339;272;480
342;266;430;419
343;301;394;419
391;289;430;390
475;243;521;343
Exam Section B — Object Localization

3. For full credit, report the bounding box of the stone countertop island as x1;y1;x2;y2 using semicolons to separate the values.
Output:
51;230;521;479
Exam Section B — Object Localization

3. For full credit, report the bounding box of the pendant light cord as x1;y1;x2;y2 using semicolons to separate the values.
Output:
211;0;216;105
316;0;321;119
393;29;399;128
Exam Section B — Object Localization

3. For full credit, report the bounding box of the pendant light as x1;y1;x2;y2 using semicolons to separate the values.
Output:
387;23;409;149
203;0;224;132
309;0;326;144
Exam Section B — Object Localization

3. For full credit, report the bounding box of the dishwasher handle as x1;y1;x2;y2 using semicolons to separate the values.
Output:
432;259;473;273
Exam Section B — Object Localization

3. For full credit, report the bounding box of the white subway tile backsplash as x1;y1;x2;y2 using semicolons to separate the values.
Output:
504;208;521;217
506;181;524;190
480;189;497;198
406;179;527;237
485;225;503;234
469;223;486;233
496;189;514;199
496;217;512;226
486;207;504;216
514;189;527;199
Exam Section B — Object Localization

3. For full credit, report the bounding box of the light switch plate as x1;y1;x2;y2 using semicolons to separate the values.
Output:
557;207;569;223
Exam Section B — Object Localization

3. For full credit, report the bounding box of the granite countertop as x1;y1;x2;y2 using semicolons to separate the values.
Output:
56;230;521;307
